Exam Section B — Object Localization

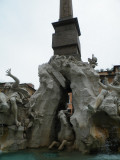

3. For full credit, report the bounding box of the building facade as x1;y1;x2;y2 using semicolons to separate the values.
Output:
99;65;120;84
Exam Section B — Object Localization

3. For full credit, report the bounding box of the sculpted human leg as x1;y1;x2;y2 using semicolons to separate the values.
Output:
58;140;67;150
10;97;21;127
88;89;108;112
48;141;60;149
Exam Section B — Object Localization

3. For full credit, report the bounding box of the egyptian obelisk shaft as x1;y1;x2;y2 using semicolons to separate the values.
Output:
52;0;81;60
59;0;73;20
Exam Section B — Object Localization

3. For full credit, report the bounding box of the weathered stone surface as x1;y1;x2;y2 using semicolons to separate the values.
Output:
1;0;120;154
53;30;79;47
27;63;62;148
52;18;81;60
100;95;117;116
1;56;120;154
0;125;26;151
59;0;73;20
26;55;100;152
52;0;81;60
0;70;31;151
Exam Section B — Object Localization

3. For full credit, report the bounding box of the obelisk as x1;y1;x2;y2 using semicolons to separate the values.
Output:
52;0;81;60
59;0;73;20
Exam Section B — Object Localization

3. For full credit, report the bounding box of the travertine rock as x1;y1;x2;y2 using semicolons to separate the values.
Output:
1;56;120;154
27;63;62;147
26;55;100;152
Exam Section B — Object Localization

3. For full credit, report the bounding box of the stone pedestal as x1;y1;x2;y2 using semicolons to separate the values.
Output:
52;18;81;60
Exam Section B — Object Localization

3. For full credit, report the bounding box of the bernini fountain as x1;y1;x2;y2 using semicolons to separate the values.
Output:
0;0;120;154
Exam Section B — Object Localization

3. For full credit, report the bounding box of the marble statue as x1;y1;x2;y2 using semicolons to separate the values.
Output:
99;75;120;100
88;54;98;68
1;0;120;153
97;74;120;116
100;75;120;115
88;89;108;112
0;69;32;151
0;92;10;113
26;55;100;153
1;69;30;126
105;79;120;92
99;73;120;90
0;57;120;153
49;110;74;150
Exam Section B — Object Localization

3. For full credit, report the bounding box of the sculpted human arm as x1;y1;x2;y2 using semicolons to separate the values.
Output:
6;69;20;88
106;83;120;92
98;79;108;90
99;77;120;92
104;77;120;92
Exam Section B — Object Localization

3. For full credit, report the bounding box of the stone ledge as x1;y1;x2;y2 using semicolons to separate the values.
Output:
52;17;81;36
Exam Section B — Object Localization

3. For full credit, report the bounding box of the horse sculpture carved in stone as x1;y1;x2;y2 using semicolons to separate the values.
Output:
49;110;75;150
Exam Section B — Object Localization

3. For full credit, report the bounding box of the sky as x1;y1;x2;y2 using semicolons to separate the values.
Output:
0;0;120;89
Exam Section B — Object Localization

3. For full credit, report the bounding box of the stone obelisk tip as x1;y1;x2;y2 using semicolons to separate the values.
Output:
59;0;73;21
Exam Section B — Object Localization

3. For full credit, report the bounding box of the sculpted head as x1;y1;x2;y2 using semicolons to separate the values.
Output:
4;83;12;89
38;64;51;86
40;72;50;84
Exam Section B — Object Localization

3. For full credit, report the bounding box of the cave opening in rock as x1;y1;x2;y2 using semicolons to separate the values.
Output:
53;78;74;141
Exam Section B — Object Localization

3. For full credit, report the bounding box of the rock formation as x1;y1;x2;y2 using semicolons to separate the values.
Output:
1;0;120;154
25;55;100;152
0;56;120;153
